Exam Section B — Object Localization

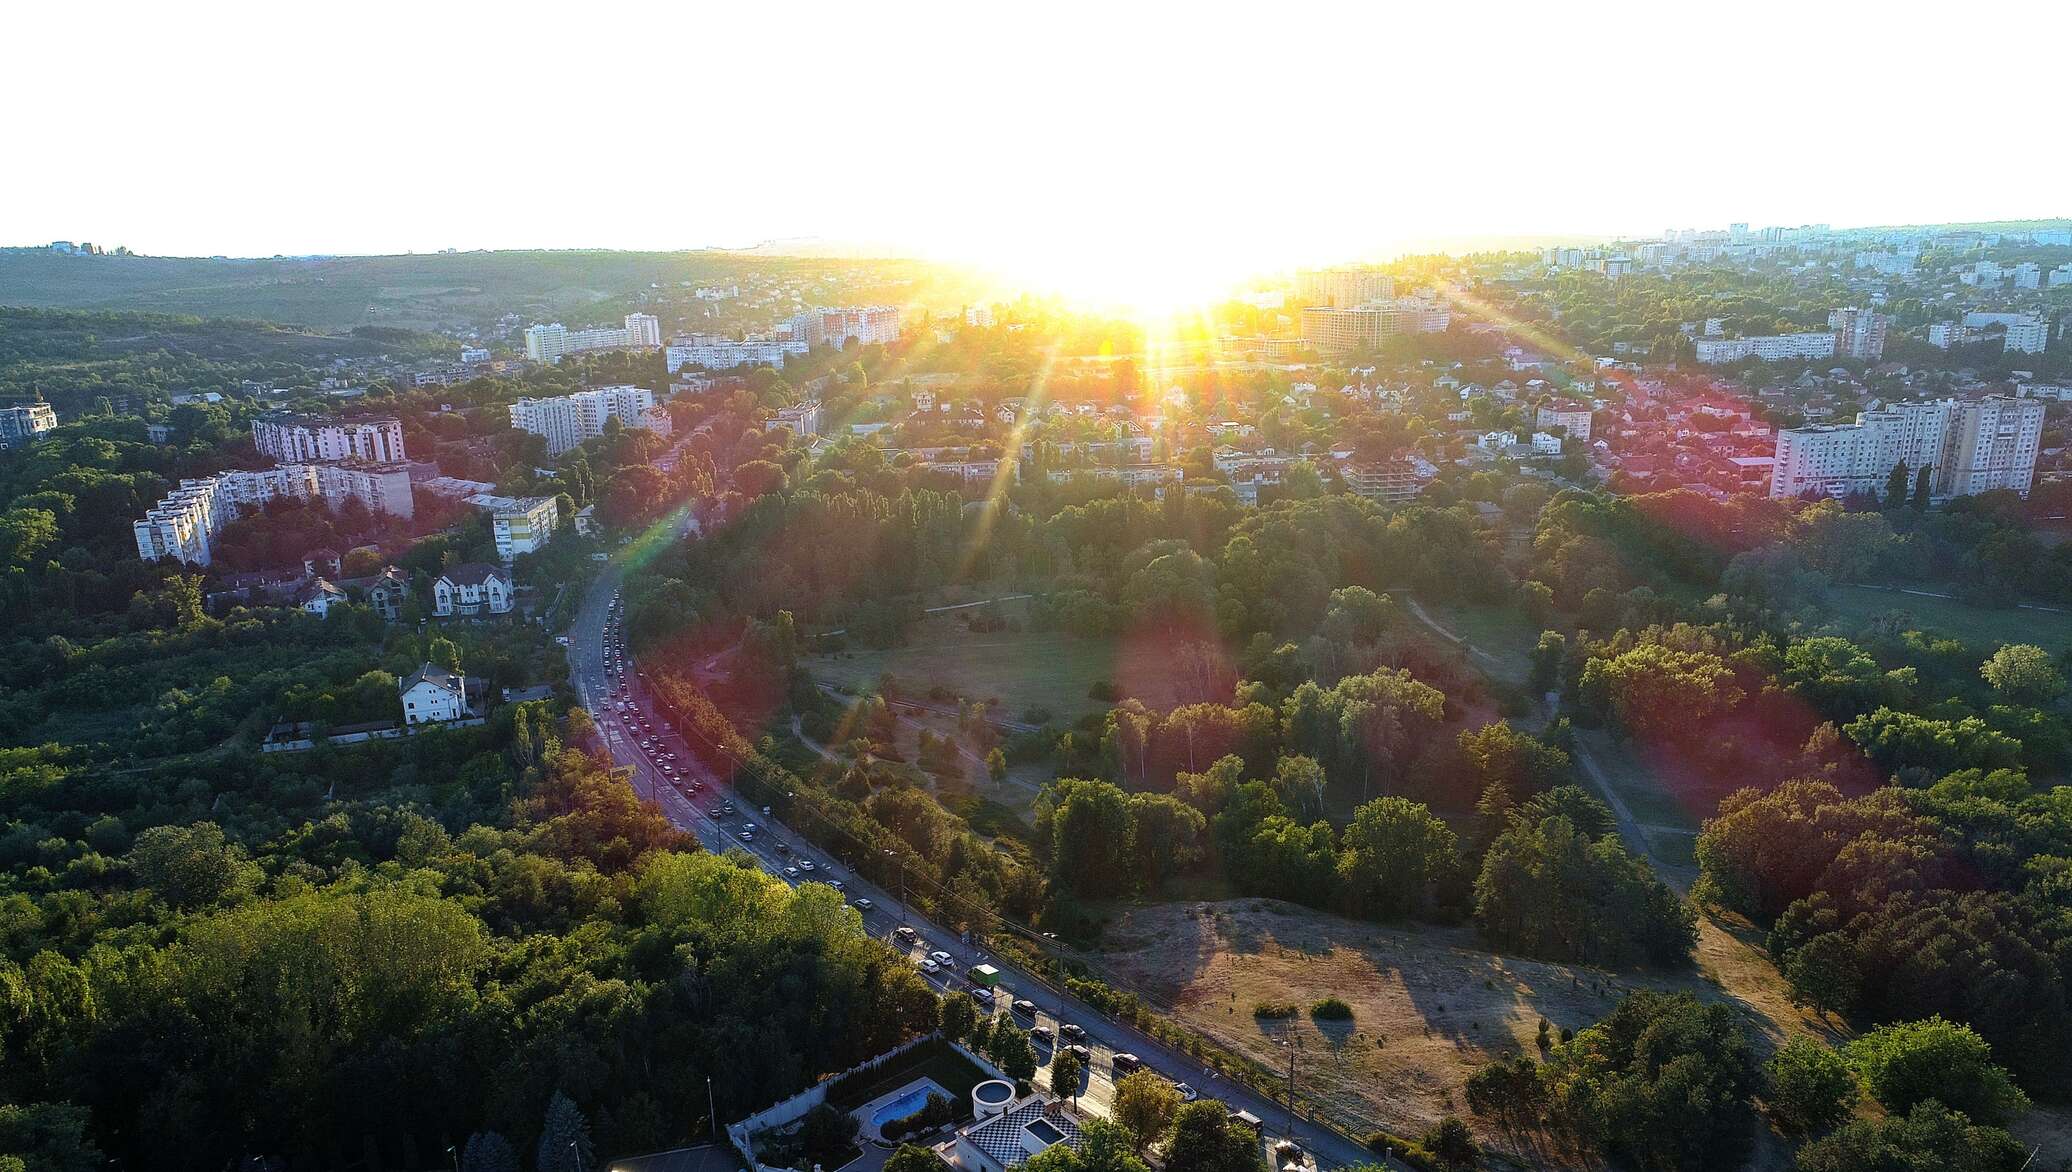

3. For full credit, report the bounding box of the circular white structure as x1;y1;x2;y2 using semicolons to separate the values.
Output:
972;1079;1015;1120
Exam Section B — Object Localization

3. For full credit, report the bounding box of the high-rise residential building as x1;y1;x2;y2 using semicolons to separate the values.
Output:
1692;332;1837;364
1827;307;1890;361
508;385;664;456
252;415;406;463
786;306;901;349
1962;312;2050;354
1768;397;2043;501
524;313;664;362
1295;267;1394;308
0;402;58;448
1298;298;1450;352
133;462;416;564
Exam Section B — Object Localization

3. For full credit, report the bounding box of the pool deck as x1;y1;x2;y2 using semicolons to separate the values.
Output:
852;1076;953;1144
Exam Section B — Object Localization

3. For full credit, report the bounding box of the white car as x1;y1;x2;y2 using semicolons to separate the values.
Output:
798;859;816;871
918;959;940;975
1173;1083;1198;1102
929;951;955;969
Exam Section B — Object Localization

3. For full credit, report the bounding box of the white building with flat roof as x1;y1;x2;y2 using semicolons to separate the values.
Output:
509;385;661;456
468;494;560;560
1694;332;1837;364
1770;396;2042;501
0;402;59;448
252;415;406;463
788;306;901;348
133;462;416;564
524;314;662;362
1298;298;1450;352
666;336;809;372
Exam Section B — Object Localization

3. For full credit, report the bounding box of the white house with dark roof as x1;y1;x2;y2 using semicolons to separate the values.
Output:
432;563;512;616
295;578;347;617
364;566;410;620
399;662;468;725
947;1094;1083;1172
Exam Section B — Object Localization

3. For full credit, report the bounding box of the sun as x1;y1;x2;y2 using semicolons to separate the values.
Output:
953;223;1279;322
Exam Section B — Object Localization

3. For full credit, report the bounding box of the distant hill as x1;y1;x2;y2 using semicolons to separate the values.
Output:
0;248;832;331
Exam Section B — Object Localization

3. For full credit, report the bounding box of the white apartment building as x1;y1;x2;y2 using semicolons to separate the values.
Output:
787;306;901;348
523;314;662;362
665;336;809;372
1534;402;1594;442
1693;332;1837;364
133;462;415;564
252;415;406;463
1769;397;2043;501
1295;267;1394;308
468;494;560;560
508;385;662;456
2014;263;2043;290
1827;307;1890;361
1959;312;2050;354
770;402;824;438
0;402;58;448
1298;298;1450;352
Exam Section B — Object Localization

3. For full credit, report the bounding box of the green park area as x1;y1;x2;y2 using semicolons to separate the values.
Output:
1823;585;2072;651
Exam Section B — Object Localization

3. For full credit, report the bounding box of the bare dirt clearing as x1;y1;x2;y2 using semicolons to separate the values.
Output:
1095;899;1834;1166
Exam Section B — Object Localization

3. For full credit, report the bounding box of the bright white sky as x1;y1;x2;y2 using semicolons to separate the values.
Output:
8;0;2070;301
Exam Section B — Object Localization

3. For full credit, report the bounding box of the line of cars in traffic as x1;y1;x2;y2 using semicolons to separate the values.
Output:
599;590;1197;1105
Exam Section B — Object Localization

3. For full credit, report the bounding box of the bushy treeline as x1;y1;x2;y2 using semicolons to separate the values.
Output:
0;705;941;1169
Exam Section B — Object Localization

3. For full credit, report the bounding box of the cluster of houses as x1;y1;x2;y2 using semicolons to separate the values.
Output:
214;550;515;622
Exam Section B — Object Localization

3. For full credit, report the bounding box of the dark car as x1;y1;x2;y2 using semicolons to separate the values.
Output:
1012;999;1038;1018
1111;1053;1142;1075
1059;1023;1087;1042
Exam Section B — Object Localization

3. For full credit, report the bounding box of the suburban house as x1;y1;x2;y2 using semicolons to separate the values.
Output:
295;578;347;617
364;566;410;620
947;1095;1083;1172
432;563;512;617
399;662;468;725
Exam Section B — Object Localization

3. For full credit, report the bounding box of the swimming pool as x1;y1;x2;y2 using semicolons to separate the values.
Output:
869;1082;943;1134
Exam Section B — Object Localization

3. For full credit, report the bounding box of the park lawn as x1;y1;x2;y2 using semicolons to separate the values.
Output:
1414;596;1543;687
1821;585;2072;652
812;610;1185;724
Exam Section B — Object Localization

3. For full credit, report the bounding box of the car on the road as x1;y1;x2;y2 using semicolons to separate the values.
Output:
738;829;755;842
1059;1023;1087;1042
1111;1053;1142;1075
894;925;918;943
918;959;940;975
928;951;955;969
1065;1044;1091;1063
852;897;873;911
783;866;800;879
742;823;757;835
1012;999;1037;1018
1029;1026;1054;1044
968;986;991;1004
826;878;843;891
798;859;815;872
719;802;736;815
1172;1083;1198;1102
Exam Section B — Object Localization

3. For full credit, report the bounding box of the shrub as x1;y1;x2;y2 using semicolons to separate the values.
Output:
1310;997;1353;1021
1253;1001;1298;1019
1764;1036;1857;1135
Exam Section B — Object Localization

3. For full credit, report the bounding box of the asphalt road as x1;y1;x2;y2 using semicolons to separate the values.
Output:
565;521;1389;1170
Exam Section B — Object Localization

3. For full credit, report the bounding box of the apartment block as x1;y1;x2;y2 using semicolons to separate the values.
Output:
252;415;406;463
523;314;662;362
666;336;809;372
1693;332;1837;364
468;494;560;560
1827;307;1890;361
508;385;662;456
1295;267;1395;308
1534;402;1594;442
133;462;415;564
1298;298;1450;352
0;402;58;448
1769;397;2043;501
787;306;901;349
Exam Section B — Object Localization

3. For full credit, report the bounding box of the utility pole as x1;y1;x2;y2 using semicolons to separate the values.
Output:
708;1075;720;1142
1283;1037;1298;1138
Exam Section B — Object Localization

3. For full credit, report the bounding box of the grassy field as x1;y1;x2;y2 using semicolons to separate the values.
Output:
1403;595;1543;688
1095;899;1824;1169
1821;585;2072;651
813;607;1198;724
